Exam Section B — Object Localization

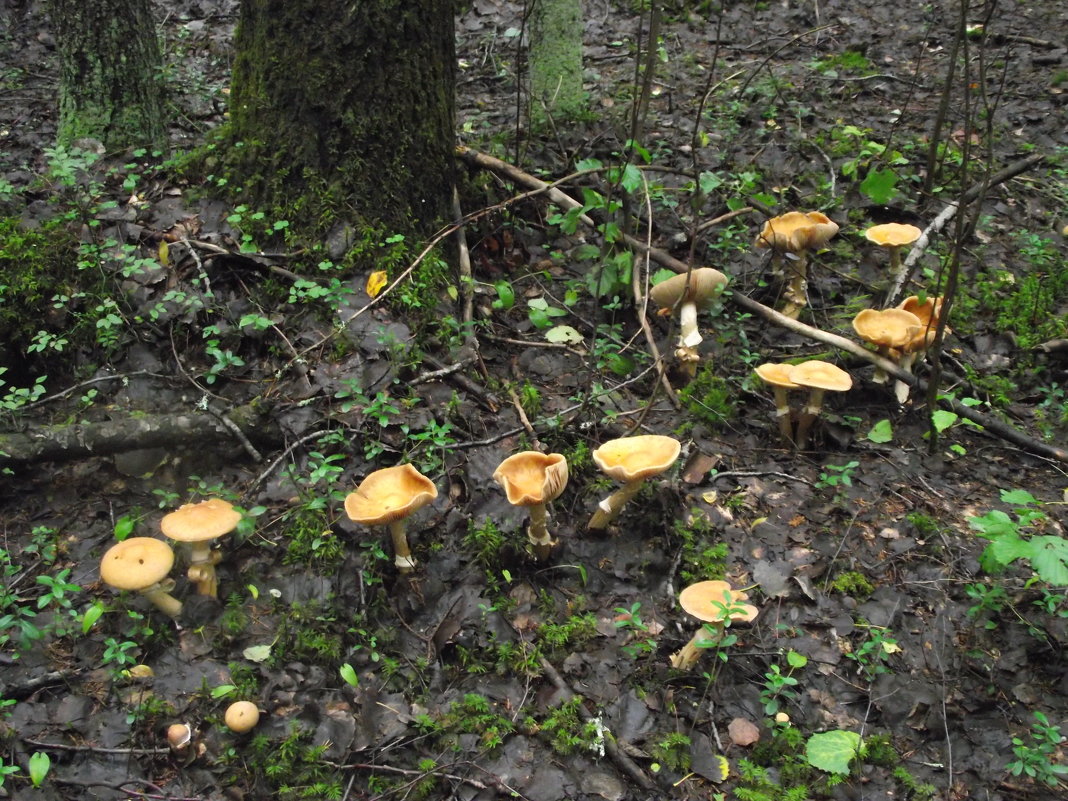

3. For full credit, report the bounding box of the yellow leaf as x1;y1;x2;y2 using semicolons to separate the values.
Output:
712;755;729;782
158;240;170;267
366;270;388;298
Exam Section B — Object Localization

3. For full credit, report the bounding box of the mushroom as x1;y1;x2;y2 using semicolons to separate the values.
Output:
224;701;260;733
892;295;946;402
789;360;853;450
587;435;681;531
167;723;193;752
754;362;801;445
754;211;839;319
649;268;728;374
492;452;569;560
344;464;438;574
851;307;923;386
99;537;183;618
865;223;922;285
669;580;758;670
161;498;242;598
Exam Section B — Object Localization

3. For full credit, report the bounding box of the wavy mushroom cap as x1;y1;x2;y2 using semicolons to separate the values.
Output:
100;537;175;591
493;452;569;506
852;307;923;349
789;360;853;393
224;701;260;733
649;267;728;311
345;464;438;525
865;223;922;249
161;498;242;543
592;435;681;484
754;362;800;389
755;211;839;253
896;295;943;328
678;580;758;625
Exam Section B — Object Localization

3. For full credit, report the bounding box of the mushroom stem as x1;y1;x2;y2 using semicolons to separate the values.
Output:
893;351;918;404
386;520;417;573
142;579;183;618
186;545;221;597
678;300;702;348
794;388;827;450
888;246;904;287
780;251;809;319
527;503;556;560
588;479;645;531
669;623;722;670
771;386;795;445
674;345;700;378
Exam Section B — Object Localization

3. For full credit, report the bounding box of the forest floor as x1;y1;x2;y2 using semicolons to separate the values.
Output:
1;1;1067;800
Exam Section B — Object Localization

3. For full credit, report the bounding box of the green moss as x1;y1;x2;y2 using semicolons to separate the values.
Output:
677;363;736;428
830;571;875;599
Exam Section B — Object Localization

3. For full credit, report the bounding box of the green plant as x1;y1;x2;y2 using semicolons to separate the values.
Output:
1007;711;1068;787
651;732;692;772
830;571;874;599
760;650;808;716
0;758;20;790
847;624;900;681
535;697;605;756
27;751;49;788
613;602;657;658
815;461;859;491
444;693;515;750
969;489;1068;586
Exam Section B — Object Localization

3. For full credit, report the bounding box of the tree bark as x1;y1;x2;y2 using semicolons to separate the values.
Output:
529;0;585;124
226;0;456;237
48;0;165;150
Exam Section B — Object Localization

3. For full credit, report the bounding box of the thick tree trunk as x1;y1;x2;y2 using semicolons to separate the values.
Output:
529;0;585;124
227;0;456;237
48;0;165;150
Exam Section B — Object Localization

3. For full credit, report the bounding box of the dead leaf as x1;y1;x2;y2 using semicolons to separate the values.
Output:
727;717;761;747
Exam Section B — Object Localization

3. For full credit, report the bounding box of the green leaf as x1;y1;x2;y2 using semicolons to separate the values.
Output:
243;644;272;662
491;281;515;311
698;171;724;194
81;603;104;634
866;419;893;443
545;325;583;344
806;730;862;774
981;533;1030;571
339;663;359;688
28;752;49;788
786;650;808;669
968;509;1017;539
1026;536;1068;586
211;684;237;699
576;157;602;172
1000;488;1038;506
860;167;898;205
113;515;136;541
931;409;958;433
620;164;643;193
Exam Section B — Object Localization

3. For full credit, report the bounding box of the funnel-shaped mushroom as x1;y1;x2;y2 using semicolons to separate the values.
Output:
669;580;758;670
754;211;839;319
789;360;853;450
587;435;681;531
892;295;946;402
649;268;729;371
754;362;801;445
345;464;438;573
852;307;923;387
493;452;569;560
865;223;921;286
100;537;183;618
161;498;241;597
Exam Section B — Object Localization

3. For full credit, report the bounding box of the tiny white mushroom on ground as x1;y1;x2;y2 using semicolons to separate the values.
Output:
160;498;241;597
344;464;438;574
493;451;569;560
587;435;681;531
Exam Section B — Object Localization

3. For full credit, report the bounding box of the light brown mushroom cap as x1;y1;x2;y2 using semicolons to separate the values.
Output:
852;308;923;349
755;211;839;253
754;362;800;389
224;701;260;733
592;435;681;484
789;360;853;392
896;295;942;328
865;223;922;249
344;464;438;525
678;580;758;624
649;268;728;311
161;498;241;543
100;538;175;591
493;452;569;506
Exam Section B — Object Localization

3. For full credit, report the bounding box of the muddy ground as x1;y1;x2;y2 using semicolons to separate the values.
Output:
1;1;1067;800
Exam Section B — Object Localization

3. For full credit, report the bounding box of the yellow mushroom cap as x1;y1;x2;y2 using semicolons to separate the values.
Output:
754;362;800;389
755;211;839;253
592;435;681;484
161;498;241;543
896;295;942;328
224;701;260;733
864;223;922;249
852;308;923;349
678;580;759;624
493;452;569;506
649;268;728;311
344;464;438;525
100;537;175;591
789;360;853;392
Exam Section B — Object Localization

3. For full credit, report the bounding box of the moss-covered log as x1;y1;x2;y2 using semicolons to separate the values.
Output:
226;0;456;237
48;0;165;150
530;0;585;124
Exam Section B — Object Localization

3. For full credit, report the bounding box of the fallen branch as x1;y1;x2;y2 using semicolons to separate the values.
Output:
459;147;1068;465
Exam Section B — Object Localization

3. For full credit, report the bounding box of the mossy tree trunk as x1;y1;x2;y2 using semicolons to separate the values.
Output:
529;0;585;125
48;0;165;150
226;0;456;238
